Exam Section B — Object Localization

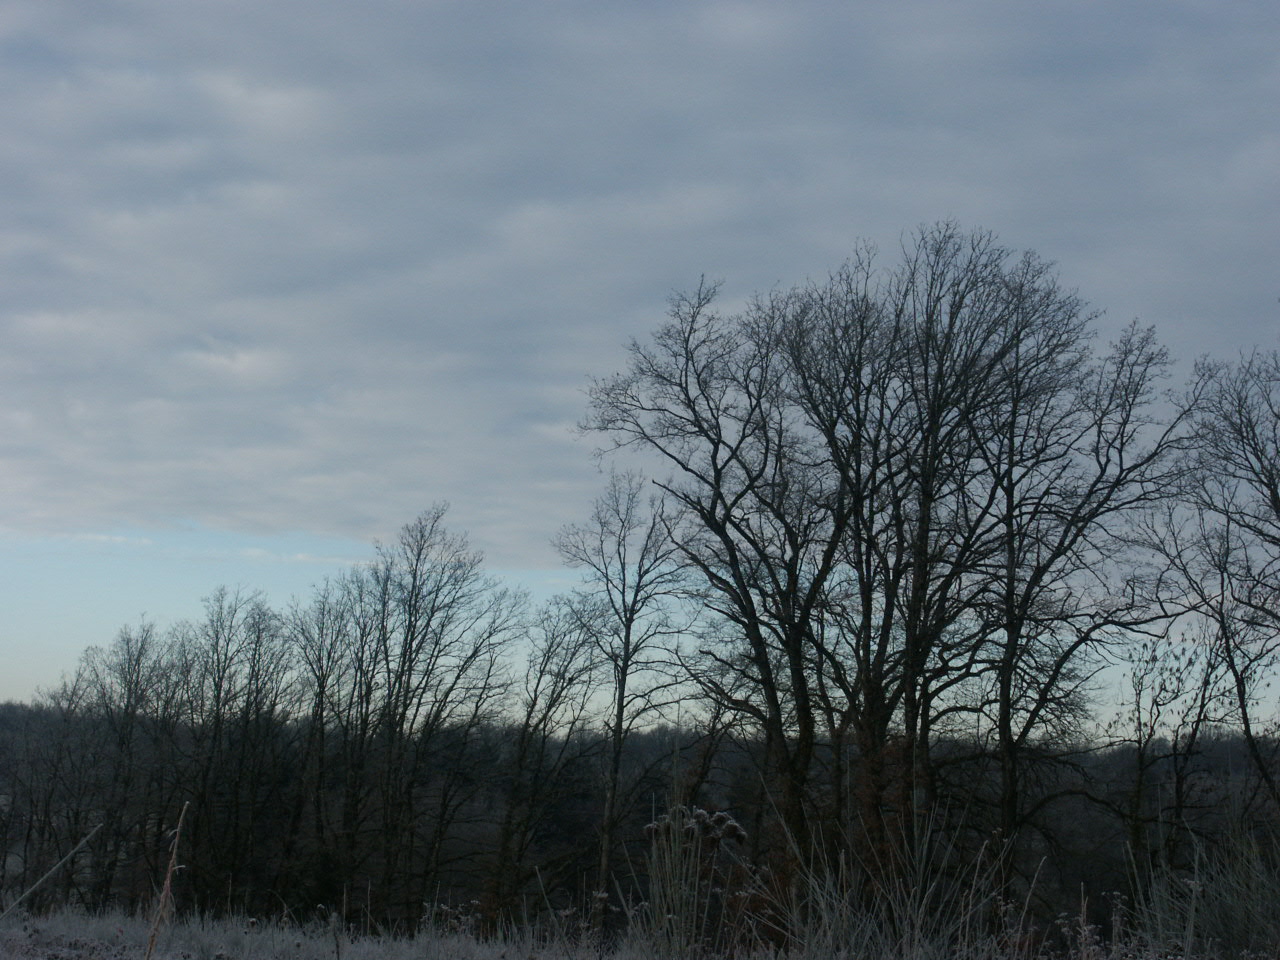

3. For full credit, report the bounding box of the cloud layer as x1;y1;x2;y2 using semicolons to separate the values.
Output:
1;0;1277;571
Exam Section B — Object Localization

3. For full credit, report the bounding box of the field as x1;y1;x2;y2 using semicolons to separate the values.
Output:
0;866;1257;960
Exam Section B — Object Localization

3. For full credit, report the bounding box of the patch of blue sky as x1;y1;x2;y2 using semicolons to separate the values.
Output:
0;524;366;701
0;525;582;702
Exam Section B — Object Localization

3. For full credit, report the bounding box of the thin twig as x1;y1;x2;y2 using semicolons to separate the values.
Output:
0;823;102;923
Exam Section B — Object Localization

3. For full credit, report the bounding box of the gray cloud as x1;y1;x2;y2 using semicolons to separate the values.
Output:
1;0;1277;571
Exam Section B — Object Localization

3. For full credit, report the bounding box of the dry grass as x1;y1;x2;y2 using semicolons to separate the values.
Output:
4;816;1279;960
0;909;555;960
0;895;1267;960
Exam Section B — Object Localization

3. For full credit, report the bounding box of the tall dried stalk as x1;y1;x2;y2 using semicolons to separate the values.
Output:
144;801;189;960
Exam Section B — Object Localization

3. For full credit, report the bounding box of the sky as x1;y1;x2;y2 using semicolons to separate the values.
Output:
1;0;1277;702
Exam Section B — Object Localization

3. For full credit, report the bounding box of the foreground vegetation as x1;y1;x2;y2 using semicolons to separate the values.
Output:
4;824;1280;960
6;223;1280;957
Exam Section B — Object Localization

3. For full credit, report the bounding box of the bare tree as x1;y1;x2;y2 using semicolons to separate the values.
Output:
273;509;526;919
587;224;1187;875
587;277;849;853
778;229;1055;849
967;318;1189;867
1109;630;1218;874
554;470;685;919
169;587;296;908
75;621;185;908
282;576;360;898
1161;353;1280;808
360;506;522;921
488;596;599;915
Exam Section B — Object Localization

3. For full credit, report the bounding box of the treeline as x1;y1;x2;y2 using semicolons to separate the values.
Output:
0;512;686;925
5;223;1280;949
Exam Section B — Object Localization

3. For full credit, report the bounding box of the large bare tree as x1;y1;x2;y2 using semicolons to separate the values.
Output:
587;274;849;852
587;224;1181;868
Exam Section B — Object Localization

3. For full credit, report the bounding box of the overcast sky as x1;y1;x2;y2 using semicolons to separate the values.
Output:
1;0;1277;700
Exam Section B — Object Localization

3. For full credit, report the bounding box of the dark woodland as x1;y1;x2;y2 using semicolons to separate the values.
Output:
6;224;1280;956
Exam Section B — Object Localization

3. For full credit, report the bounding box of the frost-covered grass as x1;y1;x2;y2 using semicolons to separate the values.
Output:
1;908;613;960
0;895;1264;960
5;822;1280;960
